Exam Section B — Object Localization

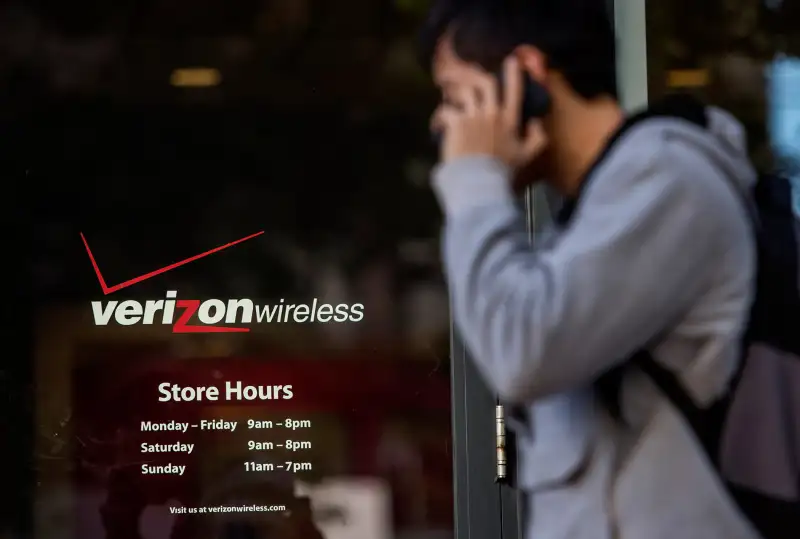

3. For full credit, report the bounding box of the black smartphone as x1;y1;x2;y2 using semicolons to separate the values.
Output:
512;72;551;125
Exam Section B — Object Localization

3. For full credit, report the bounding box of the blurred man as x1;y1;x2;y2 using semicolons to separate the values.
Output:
421;0;761;538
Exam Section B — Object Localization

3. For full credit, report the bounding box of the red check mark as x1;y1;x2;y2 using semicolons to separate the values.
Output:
80;230;265;295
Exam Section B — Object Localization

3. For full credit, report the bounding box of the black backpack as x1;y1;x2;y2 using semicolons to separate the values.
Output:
595;99;800;539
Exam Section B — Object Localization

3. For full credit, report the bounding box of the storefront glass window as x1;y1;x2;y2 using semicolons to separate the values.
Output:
645;0;800;215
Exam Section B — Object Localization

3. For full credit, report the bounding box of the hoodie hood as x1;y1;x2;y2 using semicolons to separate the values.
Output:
644;94;757;192
558;94;757;224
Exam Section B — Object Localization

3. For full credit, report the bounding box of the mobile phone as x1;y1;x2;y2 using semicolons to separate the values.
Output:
494;69;551;138
510;71;551;125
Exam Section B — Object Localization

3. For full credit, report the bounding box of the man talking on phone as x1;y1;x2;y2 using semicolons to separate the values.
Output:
422;0;762;538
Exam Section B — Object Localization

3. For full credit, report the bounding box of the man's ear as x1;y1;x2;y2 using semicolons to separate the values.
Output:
514;45;548;85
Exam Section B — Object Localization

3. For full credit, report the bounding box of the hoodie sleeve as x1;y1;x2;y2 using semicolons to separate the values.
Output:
432;153;725;403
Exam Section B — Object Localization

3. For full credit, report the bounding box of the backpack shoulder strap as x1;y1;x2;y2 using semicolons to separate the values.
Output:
631;349;736;462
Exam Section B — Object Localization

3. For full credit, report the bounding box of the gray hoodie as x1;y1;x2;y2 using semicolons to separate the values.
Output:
433;104;762;539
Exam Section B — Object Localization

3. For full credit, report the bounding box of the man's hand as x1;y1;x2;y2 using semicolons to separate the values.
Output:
434;56;547;169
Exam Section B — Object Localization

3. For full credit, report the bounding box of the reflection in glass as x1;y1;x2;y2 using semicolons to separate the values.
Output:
645;0;800;217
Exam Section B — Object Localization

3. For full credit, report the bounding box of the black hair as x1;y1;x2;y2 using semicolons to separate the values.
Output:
418;0;618;100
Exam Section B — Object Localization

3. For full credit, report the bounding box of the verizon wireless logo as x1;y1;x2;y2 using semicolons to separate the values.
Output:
91;292;364;333
81;231;364;333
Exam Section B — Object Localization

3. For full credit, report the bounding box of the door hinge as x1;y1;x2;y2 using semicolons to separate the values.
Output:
495;404;507;483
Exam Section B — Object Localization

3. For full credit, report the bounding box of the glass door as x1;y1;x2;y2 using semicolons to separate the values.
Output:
1;2;502;539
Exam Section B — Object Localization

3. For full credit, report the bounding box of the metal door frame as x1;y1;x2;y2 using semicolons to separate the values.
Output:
450;333;507;538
